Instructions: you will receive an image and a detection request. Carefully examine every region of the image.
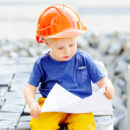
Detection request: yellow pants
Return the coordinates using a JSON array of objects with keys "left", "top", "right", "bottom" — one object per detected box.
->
[{"left": 29, "top": 97, "right": 96, "bottom": 130}]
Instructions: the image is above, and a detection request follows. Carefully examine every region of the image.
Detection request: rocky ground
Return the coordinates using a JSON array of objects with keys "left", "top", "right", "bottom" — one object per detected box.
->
[{"left": 0, "top": 31, "right": 130, "bottom": 130}]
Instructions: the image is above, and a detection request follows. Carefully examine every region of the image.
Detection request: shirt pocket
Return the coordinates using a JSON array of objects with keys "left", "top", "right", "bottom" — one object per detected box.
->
[{"left": 76, "top": 66, "right": 89, "bottom": 83}]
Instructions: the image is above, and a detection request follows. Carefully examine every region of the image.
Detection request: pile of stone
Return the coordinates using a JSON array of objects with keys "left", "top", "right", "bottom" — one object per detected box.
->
[{"left": 0, "top": 32, "right": 130, "bottom": 130}]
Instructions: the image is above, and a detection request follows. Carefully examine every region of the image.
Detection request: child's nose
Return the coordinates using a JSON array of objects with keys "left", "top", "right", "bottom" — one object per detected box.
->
[{"left": 64, "top": 48, "right": 70, "bottom": 56}]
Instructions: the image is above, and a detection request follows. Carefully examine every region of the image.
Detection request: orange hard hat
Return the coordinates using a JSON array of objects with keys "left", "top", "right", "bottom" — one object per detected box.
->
[{"left": 36, "top": 4, "right": 87, "bottom": 43}]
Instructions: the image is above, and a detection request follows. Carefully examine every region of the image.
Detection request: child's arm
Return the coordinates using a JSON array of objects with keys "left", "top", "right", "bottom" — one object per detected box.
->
[
  {"left": 96, "top": 77, "right": 115, "bottom": 100},
  {"left": 24, "top": 83, "right": 42, "bottom": 119}
]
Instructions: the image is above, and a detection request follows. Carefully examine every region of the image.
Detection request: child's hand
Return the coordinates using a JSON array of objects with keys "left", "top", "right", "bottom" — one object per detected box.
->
[
  {"left": 104, "top": 79, "right": 114, "bottom": 100},
  {"left": 30, "top": 102, "right": 42, "bottom": 119}
]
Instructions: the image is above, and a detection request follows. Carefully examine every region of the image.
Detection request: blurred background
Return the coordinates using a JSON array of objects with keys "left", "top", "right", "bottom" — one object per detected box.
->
[
  {"left": 0, "top": 0, "right": 130, "bottom": 39},
  {"left": 0, "top": 0, "right": 130, "bottom": 130}
]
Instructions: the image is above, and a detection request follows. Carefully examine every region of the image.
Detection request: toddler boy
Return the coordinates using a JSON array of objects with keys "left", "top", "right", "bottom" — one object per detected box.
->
[{"left": 24, "top": 4, "right": 114, "bottom": 130}]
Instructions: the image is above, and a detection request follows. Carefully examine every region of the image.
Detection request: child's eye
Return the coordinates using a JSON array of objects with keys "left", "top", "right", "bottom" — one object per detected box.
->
[
  {"left": 58, "top": 47, "right": 63, "bottom": 50},
  {"left": 69, "top": 44, "right": 73, "bottom": 47}
]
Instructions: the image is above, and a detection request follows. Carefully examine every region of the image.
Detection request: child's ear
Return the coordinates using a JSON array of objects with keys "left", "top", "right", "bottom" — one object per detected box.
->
[
  {"left": 44, "top": 42, "right": 50, "bottom": 48},
  {"left": 42, "top": 38, "right": 48, "bottom": 46}
]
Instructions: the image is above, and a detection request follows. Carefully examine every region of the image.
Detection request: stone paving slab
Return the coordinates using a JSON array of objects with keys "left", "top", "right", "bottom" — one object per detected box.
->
[
  {"left": 0, "top": 57, "right": 36, "bottom": 66},
  {"left": 0, "top": 64, "right": 33, "bottom": 73},
  {"left": 4, "top": 91, "right": 24, "bottom": 100},
  {"left": 17, "top": 114, "right": 31, "bottom": 130},
  {"left": 4, "top": 96, "right": 25, "bottom": 106},
  {"left": 0, "top": 98, "right": 5, "bottom": 109},
  {"left": 10, "top": 72, "right": 30, "bottom": 92},
  {"left": 16, "top": 122, "right": 30, "bottom": 130},
  {"left": 16, "top": 115, "right": 31, "bottom": 130},
  {"left": 10, "top": 83, "right": 26, "bottom": 92},
  {"left": 95, "top": 116, "right": 113, "bottom": 130},
  {"left": 19, "top": 116, "right": 31, "bottom": 122},
  {"left": 11, "top": 80, "right": 27, "bottom": 89},
  {"left": 0, "top": 111, "right": 21, "bottom": 120},
  {"left": 0, "top": 112, "right": 21, "bottom": 128},
  {"left": 0, "top": 73, "right": 14, "bottom": 86},
  {"left": 1, "top": 102, "right": 25, "bottom": 113},
  {"left": 0, "top": 121, "right": 16, "bottom": 130},
  {"left": 14, "top": 73, "right": 30, "bottom": 81},
  {"left": 0, "top": 87, "right": 8, "bottom": 98}
]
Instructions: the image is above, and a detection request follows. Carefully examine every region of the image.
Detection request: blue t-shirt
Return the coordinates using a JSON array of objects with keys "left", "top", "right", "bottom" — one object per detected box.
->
[{"left": 28, "top": 50, "right": 105, "bottom": 98}]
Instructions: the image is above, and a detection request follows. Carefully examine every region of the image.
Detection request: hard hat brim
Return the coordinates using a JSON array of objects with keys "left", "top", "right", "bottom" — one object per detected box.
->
[{"left": 45, "top": 29, "right": 86, "bottom": 39}]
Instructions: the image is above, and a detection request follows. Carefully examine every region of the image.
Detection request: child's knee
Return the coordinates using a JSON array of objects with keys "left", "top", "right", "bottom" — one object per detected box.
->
[
  {"left": 67, "top": 113, "right": 96, "bottom": 130},
  {"left": 68, "top": 121, "right": 96, "bottom": 130},
  {"left": 29, "top": 118, "right": 60, "bottom": 130},
  {"left": 29, "top": 112, "right": 67, "bottom": 130}
]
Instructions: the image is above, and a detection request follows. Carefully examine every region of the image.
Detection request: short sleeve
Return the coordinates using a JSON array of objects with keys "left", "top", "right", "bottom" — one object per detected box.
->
[
  {"left": 87, "top": 55, "right": 105, "bottom": 83},
  {"left": 28, "top": 61, "right": 42, "bottom": 87}
]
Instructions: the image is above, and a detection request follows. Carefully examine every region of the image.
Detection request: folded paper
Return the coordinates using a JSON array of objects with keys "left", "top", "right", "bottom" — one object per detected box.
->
[{"left": 41, "top": 83, "right": 112, "bottom": 114}]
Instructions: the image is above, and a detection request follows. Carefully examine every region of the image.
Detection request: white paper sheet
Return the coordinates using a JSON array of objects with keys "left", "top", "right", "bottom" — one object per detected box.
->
[{"left": 41, "top": 83, "right": 112, "bottom": 114}]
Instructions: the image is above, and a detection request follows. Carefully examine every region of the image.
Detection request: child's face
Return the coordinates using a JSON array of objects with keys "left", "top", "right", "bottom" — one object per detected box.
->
[{"left": 46, "top": 38, "right": 77, "bottom": 61}]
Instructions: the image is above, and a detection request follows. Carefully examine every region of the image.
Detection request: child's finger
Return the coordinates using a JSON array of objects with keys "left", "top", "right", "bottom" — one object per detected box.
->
[
  {"left": 104, "top": 91, "right": 108, "bottom": 96},
  {"left": 30, "top": 105, "right": 40, "bottom": 118},
  {"left": 103, "top": 86, "right": 108, "bottom": 94},
  {"left": 104, "top": 86, "right": 109, "bottom": 96},
  {"left": 32, "top": 114, "right": 39, "bottom": 119},
  {"left": 37, "top": 104, "right": 42, "bottom": 113},
  {"left": 31, "top": 111, "right": 39, "bottom": 119},
  {"left": 104, "top": 89, "right": 113, "bottom": 99}
]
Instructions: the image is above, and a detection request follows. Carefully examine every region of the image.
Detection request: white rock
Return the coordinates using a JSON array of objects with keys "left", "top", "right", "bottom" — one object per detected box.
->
[{"left": 123, "top": 41, "right": 130, "bottom": 51}]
